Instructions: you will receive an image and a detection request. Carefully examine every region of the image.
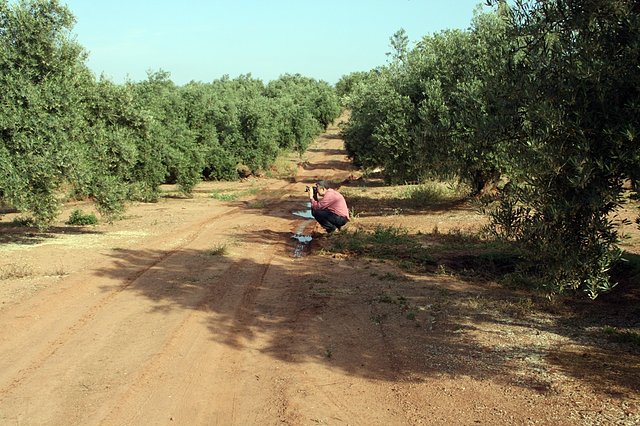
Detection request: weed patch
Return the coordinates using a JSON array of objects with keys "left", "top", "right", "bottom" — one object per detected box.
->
[
  {"left": 379, "top": 271, "right": 410, "bottom": 282},
  {"left": 324, "top": 224, "right": 522, "bottom": 281},
  {"left": 0, "top": 263, "right": 33, "bottom": 280},
  {"left": 211, "top": 187, "right": 261, "bottom": 202},
  {"left": 602, "top": 326, "right": 640, "bottom": 346},
  {"left": 11, "top": 216, "right": 36, "bottom": 227},
  {"left": 325, "top": 225, "right": 436, "bottom": 272},
  {"left": 305, "top": 276, "right": 329, "bottom": 285},
  {"left": 266, "top": 153, "right": 297, "bottom": 178},
  {"left": 66, "top": 209, "right": 98, "bottom": 226},
  {"left": 457, "top": 295, "right": 538, "bottom": 318},
  {"left": 377, "top": 293, "right": 395, "bottom": 304},
  {"left": 341, "top": 179, "right": 470, "bottom": 215},
  {"left": 211, "top": 191, "right": 240, "bottom": 202},
  {"left": 247, "top": 200, "right": 267, "bottom": 209},
  {"left": 400, "top": 181, "right": 469, "bottom": 207},
  {"left": 208, "top": 244, "right": 228, "bottom": 256}
]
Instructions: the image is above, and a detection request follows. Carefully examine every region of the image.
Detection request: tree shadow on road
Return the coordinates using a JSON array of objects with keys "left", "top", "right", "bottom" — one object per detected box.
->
[
  {"left": 91, "top": 240, "right": 640, "bottom": 400},
  {"left": 0, "top": 222, "right": 102, "bottom": 246}
]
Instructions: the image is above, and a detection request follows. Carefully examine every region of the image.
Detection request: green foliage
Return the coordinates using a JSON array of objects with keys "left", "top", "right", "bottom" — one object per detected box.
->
[
  {"left": 343, "top": 17, "right": 508, "bottom": 189},
  {"left": 483, "top": 0, "right": 640, "bottom": 298},
  {"left": 128, "top": 70, "right": 204, "bottom": 197},
  {"left": 386, "top": 28, "right": 409, "bottom": 63},
  {"left": 0, "top": 1, "right": 341, "bottom": 227},
  {"left": 78, "top": 77, "right": 143, "bottom": 216},
  {"left": 343, "top": 1, "right": 640, "bottom": 298},
  {"left": 180, "top": 74, "right": 339, "bottom": 178},
  {"left": 11, "top": 216, "right": 36, "bottom": 227},
  {"left": 179, "top": 81, "right": 236, "bottom": 180},
  {"left": 335, "top": 71, "right": 371, "bottom": 102},
  {"left": 266, "top": 74, "right": 340, "bottom": 153},
  {"left": 342, "top": 72, "right": 417, "bottom": 182},
  {"left": 0, "top": 0, "right": 92, "bottom": 229},
  {"left": 66, "top": 208, "right": 97, "bottom": 225}
]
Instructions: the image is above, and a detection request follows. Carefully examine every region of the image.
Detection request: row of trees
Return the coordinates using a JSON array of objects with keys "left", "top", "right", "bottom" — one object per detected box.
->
[
  {"left": 339, "top": 0, "right": 640, "bottom": 298},
  {"left": 0, "top": 0, "right": 340, "bottom": 227}
]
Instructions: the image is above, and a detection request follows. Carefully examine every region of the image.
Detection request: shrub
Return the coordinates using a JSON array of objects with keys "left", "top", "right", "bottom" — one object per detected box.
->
[{"left": 66, "top": 209, "right": 98, "bottom": 226}]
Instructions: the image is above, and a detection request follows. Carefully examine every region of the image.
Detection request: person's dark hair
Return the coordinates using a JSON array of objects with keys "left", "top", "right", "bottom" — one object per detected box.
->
[{"left": 316, "top": 180, "right": 330, "bottom": 189}]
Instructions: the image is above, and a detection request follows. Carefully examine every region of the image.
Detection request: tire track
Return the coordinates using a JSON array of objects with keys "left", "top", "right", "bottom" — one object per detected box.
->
[
  {"left": 0, "top": 119, "right": 370, "bottom": 425},
  {"left": 97, "top": 256, "right": 275, "bottom": 425},
  {"left": 0, "top": 206, "right": 241, "bottom": 400}
]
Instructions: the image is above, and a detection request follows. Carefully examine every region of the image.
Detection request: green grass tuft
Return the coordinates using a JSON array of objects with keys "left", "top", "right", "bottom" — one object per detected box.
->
[
  {"left": 11, "top": 216, "right": 36, "bottom": 227},
  {"left": 602, "top": 326, "right": 640, "bottom": 346},
  {"left": 66, "top": 209, "right": 98, "bottom": 226},
  {"left": 400, "top": 181, "right": 468, "bottom": 206},
  {"left": 211, "top": 191, "right": 240, "bottom": 201},
  {"left": 211, "top": 187, "right": 261, "bottom": 202},
  {"left": 208, "top": 244, "right": 228, "bottom": 256},
  {"left": 325, "top": 225, "right": 436, "bottom": 272}
]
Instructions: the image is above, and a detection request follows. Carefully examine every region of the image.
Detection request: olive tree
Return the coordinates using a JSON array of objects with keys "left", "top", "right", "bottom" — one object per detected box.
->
[
  {"left": 486, "top": 0, "right": 640, "bottom": 297},
  {"left": 0, "top": 0, "right": 92, "bottom": 227}
]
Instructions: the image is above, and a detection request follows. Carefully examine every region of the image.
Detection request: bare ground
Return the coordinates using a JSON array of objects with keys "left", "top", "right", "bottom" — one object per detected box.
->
[{"left": 0, "top": 118, "right": 638, "bottom": 425}]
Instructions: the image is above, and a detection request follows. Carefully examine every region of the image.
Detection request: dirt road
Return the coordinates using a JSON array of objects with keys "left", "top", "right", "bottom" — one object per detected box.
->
[{"left": 0, "top": 119, "right": 638, "bottom": 425}]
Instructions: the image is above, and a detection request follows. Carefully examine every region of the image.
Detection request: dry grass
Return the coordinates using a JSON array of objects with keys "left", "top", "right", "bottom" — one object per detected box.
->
[{"left": 0, "top": 263, "right": 34, "bottom": 280}]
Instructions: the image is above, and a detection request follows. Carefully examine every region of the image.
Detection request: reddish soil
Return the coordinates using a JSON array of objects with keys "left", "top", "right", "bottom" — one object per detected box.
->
[{"left": 0, "top": 117, "right": 638, "bottom": 425}]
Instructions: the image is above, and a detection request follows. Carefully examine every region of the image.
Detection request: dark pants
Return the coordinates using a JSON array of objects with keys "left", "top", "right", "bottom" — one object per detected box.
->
[{"left": 311, "top": 209, "right": 348, "bottom": 233}]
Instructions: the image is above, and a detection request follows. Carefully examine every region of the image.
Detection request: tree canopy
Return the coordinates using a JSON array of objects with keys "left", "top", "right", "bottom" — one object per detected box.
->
[
  {"left": 0, "top": 0, "right": 341, "bottom": 228},
  {"left": 338, "top": 0, "right": 640, "bottom": 298}
]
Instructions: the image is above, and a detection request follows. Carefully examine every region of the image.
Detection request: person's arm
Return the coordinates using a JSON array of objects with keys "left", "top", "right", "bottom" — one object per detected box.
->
[{"left": 309, "top": 188, "right": 319, "bottom": 209}]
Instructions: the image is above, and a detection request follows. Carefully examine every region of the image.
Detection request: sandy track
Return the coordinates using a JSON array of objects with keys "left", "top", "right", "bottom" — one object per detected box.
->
[{"left": 0, "top": 126, "right": 374, "bottom": 425}]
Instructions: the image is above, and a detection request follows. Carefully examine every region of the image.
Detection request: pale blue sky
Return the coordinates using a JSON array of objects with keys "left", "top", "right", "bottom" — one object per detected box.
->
[{"left": 61, "top": 0, "right": 489, "bottom": 86}]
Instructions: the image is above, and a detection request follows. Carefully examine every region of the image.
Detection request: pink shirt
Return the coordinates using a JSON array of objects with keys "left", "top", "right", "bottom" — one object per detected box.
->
[{"left": 311, "top": 189, "right": 349, "bottom": 219}]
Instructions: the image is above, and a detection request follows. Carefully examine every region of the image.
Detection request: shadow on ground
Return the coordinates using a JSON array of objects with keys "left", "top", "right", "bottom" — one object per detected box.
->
[
  {"left": 0, "top": 222, "right": 103, "bottom": 245},
  {"left": 91, "top": 240, "right": 640, "bottom": 399}
]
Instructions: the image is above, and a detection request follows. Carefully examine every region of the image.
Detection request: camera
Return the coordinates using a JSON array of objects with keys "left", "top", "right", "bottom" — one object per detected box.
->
[{"left": 305, "top": 185, "right": 318, "bottom": 200}]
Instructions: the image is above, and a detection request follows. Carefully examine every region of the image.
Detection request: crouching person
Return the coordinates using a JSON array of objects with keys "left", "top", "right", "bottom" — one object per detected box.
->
[{"left": 307, "top": 180, "right": 349, "bottom": 234}]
